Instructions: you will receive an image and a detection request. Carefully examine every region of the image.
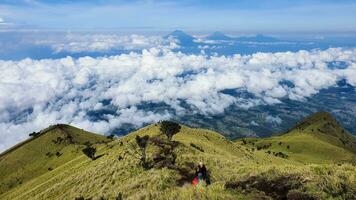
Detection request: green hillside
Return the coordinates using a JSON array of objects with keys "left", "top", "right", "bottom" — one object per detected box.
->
[
  {"left": 0, "top": 124, "right": 110, "bottom": 195},
  {"left": 0, "top": 113, "right": 355, "bottom": 200},
  {"left": 237, "top": 112, "right": 356, "bottom": 164}
]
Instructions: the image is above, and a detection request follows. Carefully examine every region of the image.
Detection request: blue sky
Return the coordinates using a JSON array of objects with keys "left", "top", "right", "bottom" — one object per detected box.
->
[{"left": 0, "top": 0, "right": 356, "bottom": 33}]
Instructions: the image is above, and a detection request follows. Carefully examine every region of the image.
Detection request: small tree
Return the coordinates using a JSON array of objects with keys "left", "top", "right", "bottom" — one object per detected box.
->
[
  {"left": 29, "top": 132, "right": 40, "bottom": 137},
  {"left": 82, "top": 146, "right": 97, "bottom": 160},
  {"left": 160, "top": 121, "right": 181, "bottom": 141},
  {"left": 135, "top": 135, "right": 150, "bottom": 168}
]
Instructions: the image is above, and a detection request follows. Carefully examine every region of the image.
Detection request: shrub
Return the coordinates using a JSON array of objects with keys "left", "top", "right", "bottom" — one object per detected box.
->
[
  {"left": 136, "top": 135, "right": 149, "bottom": 149},
  {"left": 118, "top": 155, "right": 123, "bottom": 161},
  {"left": 116, "top": 192, "right": 123, "bottom": 200},
  {"left": 66, "top": 135, "right": 74, "bottom": 144},
  {"left": 274, "top": 151, "right": 288, "bottom": 159},
  {"left": 225, "top": 174, "right": 305, "bottom": 199},
  {"left": 82, "top": 146, "right": 97, "bottom": 160},
  {"left": 256, "top": 143, "right": 271, "bottom": 150},
  {"left": 150, "top": 136, "right": 179, "bottom": 169},
  {"left": 190, "top": 143, "right": 204, "bottom": 152},
  {"left": 287, "top": 190, "right": 317, "bottom": 200},
  {"left": 106, "top": 134, "right": 115, "bottom": 140},
  {"left": 160, "top": 121, "right": 181, "bottom": 140},
  {"left": 29, "top": 132, "right": 40, "bottom": 137},
  {"left": 135, "top": 135, "right": 150, "bottom": 169},
  {"left": 45, "top": 152, "right": 53, "bottom": 157}
]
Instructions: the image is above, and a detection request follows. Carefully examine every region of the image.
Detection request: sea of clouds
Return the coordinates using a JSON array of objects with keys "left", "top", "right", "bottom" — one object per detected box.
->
[
  {"left": 48, "top": 33, "right": 179, "bottom": 53},
  {"left": 1, "top": 46, "right": 356, "bottom": 152}
]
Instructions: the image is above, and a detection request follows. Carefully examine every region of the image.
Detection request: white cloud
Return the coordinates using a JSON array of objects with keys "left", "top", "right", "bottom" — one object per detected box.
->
[
  {"left": 250, "top": 121, "right": 258, "bottom": 126},
  {"left": 35, "top": 33, "right": 179, "bottom": 53},
  {"left": 0, "top": 47, "right": 355, "bottom": 152},
  {"left": 265, "top": 115, "right": 282, "bottom": 125},
  {"left": 0, "top": 17, "right": 8, "bottom": 25}
]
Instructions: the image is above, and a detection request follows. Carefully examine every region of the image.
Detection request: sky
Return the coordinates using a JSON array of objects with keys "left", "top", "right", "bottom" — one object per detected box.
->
[{"left": 0, "top": 0, "right": 356, "bottom": 33}]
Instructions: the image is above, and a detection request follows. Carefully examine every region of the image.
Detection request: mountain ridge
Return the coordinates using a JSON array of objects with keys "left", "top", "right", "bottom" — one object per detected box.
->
[
  {"left": 0, "top": 112, "right": 355, "bottom": 199},
  {"left": 239, "top": 112, "right": 356, "bottom": 164},
  {"left": 0, "top": 124, "right": 107, "bottom": 158},
  {"left": 164, "top": 30, "right": 281, "bottom": 44},
  {"left": 205, "top": 31, "right": 233, "bottom": 41}
]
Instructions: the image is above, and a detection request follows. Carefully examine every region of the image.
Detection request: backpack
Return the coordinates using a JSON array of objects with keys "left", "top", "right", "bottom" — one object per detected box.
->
[{"left": 192, "top": 177, "right": 199, "bottom": 186}]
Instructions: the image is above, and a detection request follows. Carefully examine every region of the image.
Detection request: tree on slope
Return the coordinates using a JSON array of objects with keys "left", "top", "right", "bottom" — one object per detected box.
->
[{"left": 160, "top": 121, "right": 181, "bottom": 141}]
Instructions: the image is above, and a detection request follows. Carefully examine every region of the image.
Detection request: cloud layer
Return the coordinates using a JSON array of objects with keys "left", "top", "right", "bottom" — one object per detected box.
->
[
  {"left": 0, "top": 47, "right": 356, "bottom": 152},
  {"left": 48, "top": 33, "right": 179, "bottom": 53}
]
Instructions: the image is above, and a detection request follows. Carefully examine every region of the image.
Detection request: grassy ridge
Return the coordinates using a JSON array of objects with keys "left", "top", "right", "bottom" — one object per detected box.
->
[
  {"left": 0, "top": 112, "right": 355, "bottom": 199},
  {"left": 0, "top": 124, "right": 109, "bottom": 195},
  {"left": 237, "top": 112, "right": 356, "bottom": 164}
]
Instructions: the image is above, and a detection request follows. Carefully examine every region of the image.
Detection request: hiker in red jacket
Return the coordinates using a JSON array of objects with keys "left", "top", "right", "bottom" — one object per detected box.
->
[{"left": 193, "top": 162, "right": 210, "bottom": 185}]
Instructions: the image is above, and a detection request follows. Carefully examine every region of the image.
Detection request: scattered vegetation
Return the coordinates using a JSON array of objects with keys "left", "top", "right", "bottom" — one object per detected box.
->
[
  {"left": 225, "top": 174, "right": 311, "bottom": 200},
  {"left": 274, "top": 151, "right": 288, "bottom": 159},
  {"left": 0, "top": 112, "right": 355, "bottom": 200},
  {"left": 150, "top": 136, "right": 178, "bottom": 169}
]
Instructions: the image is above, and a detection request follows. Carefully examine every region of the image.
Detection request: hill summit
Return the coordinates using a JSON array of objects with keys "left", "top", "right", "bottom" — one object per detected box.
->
[
  {"left": 0, "top": 124, "right": 109, "bottom": 196},
  {"left": 239, "top": 112, "right": 356, "bottom": 164},
  {"left": 0, "top": 112, "right": 355, "bottom": 200},
  {"left": 285, "top": 112, "right": 356, "bottom": 153}
]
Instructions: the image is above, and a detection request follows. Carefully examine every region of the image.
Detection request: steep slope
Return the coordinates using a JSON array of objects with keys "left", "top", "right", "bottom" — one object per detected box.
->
[
  {"left": 0, "top": 124, "right": 109, "bottom": 195},
  {"left": 0, "top": 124, "right": 295, "bottom": 200},
  {"left": 1, "top": 117, "right": 355, "bottom": 200},
  {"left": 238, "top": 112, "right": 356, "bottom": 164}
]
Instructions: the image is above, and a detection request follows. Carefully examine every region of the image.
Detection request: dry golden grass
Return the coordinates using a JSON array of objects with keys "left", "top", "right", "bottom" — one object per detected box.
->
[{"left": 0, "top": 121, "right": 355, "bottom": 200}]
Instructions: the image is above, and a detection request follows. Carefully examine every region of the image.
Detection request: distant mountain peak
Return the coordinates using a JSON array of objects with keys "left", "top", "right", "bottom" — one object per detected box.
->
[
  {"left": 165, "top": 30, "right": 195, "bottom": 45},
  {"left": 236, "top": 34, "right": 279, "bottom": 42},
  {"left": 206, "top": 31, "right": 232, "bottom": 40},
  {"left": 166, "top": 30, "right": 193, "bottom": 38}
]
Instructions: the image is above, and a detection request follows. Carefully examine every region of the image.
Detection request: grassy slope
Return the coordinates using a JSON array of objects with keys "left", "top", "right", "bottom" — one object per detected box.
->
[
  {"left": 0, "top": 124, "right": 109, "bottom": 195},
  {"left": 0, "top": 113, "right": 355, "bottom": 200},
  {"left": 237, "top": 112, "right": 356, "bottom": 164}
]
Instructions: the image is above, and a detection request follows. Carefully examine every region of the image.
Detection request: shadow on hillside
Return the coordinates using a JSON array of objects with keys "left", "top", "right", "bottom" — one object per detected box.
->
[
  {"left": 225, "top": 175, "right": 317, "bottom": 200},
  {"left": 148, "top": 136, "right": 210, "bottom": 186}
]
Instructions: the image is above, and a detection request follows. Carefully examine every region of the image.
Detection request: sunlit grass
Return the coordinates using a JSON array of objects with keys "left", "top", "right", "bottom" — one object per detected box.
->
[{"left": 0, "top": 118, "right": 355, "bottom": 200}]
